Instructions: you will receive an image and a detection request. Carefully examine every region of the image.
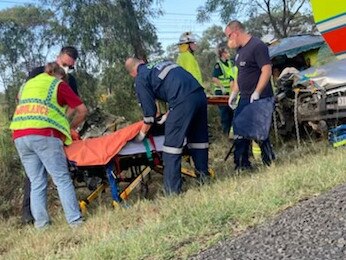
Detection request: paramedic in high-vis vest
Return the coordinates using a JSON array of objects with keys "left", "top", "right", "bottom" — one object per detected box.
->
[
  {"left": 10, "top": 62, "right": 87, "bottom": 229},
  {"left": 125, "top": 57, "right": 209, "bottom": 195},
  {"left": 212, "top": 46, "right": 238, "bottom": 135},
  {"left": 176, "top": 32, "right": 203, "bottom": 85}
]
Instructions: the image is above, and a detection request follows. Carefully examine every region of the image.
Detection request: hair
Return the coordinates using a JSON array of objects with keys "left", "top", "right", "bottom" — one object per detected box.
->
[
  {"left": 59, "top": 46, "right": 79, "bottom": 60},
  {"left": 44, "top": 62, "right": 67, "bottom": 81},
  {"left": 226, "top": 20, "right": 246, "bottom": 32},
  {"left": 125, "top": 57, "right": 141, "bottom": 74},
  {"left": 217, "top": 45, "right": 228, "bottom": 58}
]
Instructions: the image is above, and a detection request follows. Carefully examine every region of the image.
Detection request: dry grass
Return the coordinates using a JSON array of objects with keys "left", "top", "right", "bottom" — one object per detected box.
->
[{"left": 1, "top": 134, "right": 346, "bottom": 259}]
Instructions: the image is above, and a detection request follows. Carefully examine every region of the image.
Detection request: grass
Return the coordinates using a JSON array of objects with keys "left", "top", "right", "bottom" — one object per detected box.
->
[{"left": 1, "top": 137, "right": 346, "bottom": 259}]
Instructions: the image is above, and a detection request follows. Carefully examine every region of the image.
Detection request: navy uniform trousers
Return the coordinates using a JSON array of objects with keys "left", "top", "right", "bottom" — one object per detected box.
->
[{"left": 162, "top": 89, "right": 209, "bottom": 194}]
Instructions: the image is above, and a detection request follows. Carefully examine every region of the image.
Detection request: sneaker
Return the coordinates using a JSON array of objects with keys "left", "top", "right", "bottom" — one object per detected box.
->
[{"left": 69, "top": 217, "right": 85, "bottom": 228}]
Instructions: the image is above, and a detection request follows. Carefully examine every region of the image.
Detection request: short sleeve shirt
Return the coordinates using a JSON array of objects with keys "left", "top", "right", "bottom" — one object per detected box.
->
[{"left": 235, "top": 37, "right": 273, "bottom": 98}]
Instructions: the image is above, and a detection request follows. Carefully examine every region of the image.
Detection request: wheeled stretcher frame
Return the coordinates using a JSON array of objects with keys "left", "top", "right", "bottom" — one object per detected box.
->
[{"left": 69, "top": 136, "right": 208, "bottom": 213}]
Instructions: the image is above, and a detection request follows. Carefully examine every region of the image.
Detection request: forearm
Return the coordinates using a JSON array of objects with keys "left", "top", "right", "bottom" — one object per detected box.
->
[
  {"left": 70, "top": 113, "right": 86, "bottom": 130},
  {"left": 70, "top": 104, "right": 88, "bottom": 130},
  {"left": 212, "top": 77, "right": 223, "bottom": 87},
  {"left": 140, "top": 123, "right": 152, "bottom": 134},
  {"left": 255, "top": 65, "right": 272, "bottom": 94},
  {"left": 232, "top": 79, "right": 239, "bottom": 94}
]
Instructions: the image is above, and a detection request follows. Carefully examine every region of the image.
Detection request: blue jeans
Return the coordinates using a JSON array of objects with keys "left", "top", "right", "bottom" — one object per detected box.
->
[{"left": 14, "top": 135, "right": 81, "bottom": 228}]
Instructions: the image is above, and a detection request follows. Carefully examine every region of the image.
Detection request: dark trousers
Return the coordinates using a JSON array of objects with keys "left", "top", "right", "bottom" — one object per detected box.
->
[
  {"left": 233, "top": 97, "right": 275, "bottom": 168},
  {"left": 163, "top": 90, "right": 209, "bottom": 194},
  {"left": 215, "top": 90, "right": 233, "bottom": 134},
  {"left": 22, "top": 176, "right": 33, "bottom": 223}
]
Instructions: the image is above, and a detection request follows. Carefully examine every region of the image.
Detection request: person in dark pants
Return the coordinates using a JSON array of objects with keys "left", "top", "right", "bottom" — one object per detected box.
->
[
  {"left": 125, "top": 57, "right": 209, "bottom": 195},
  {"left": 211, "top": 46, "right": 237, "bottom": 135},
  {"left": 225, "top": 20, "right": 275, "bottom": 170},
  {"left": 22, "top": 46, "right": 80, "bottom": 224}
]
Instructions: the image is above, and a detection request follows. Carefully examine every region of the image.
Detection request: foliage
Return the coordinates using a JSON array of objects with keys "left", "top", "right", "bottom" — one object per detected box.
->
[
  {"left": 197, "top": 0, "right": 316, "bottom": 38},
  {"left": 0, "top": 5, "right": 60, "bottom": 85},
  {"left": 0, "top": 115, "right": 23, "bottom": 218},
  {"left": 195, "top": 25, "right": 228, "bottom": 88}
]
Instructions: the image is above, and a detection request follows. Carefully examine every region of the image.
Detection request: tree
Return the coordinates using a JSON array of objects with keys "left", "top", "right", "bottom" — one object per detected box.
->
[
  {"left": 43, "top": 0, "right": 162, "bottom": 115},
  {"left": 0, "top": 5, "right": 60, "bottom": 116},
  {"left": 197, "top": 0, "right": 315, "bottom": 38},
  {"left": 195, "top": 25, "right": 226, "bottom": 87},
  {"left": 0, "top": 5, "right": 60, "bottom": 86}
]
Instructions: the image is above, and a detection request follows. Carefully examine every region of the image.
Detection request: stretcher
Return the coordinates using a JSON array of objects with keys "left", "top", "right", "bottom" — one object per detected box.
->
[
  {"left": 65, "top": 121, "right": 213, "bottom": 213},
  {"left": 207, "top": 95, "right": 229, "bottom": 105}
]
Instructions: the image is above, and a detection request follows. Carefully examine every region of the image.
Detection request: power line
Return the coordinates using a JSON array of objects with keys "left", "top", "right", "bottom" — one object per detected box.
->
[{"left": 0, "top": 0, "right": 37, "bottom": 4}]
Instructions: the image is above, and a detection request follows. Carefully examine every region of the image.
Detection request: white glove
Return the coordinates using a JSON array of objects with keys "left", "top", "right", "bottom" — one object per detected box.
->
[
  {"left": 134, "top": 131, "right": 146, "bottom": 142},
  {"left": 157, "top": 113, "right": 168, "bottom": 125},
  {"left": 228, "top": 91, "right": 238, "bottom": 110},
  {"left": 250, "top": 91, "right": 260, "bottom": 103}
]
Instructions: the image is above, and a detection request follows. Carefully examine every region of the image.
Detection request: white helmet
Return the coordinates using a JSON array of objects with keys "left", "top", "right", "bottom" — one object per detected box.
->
[{"left": 178, "top": 32, "right": 197, "bottom": 45}]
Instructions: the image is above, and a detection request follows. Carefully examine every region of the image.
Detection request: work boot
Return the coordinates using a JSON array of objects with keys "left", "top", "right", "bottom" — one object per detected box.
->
[{"left": 195, "top": 170, "right": 211, "bottom": 185}]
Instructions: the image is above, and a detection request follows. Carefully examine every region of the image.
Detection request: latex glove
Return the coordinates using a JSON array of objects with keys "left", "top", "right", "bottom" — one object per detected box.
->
[
  {"left": 70, "top": 129, "right": 80, "bottom": 141},
  {"left": 157, "top": 113, "right": 168, "bottom": 125},
  {"left": 228, "top": 91, "right": 238, "bottom": 110},
  {"left": 250, "top": 91, "right": 260, "bottom": 103},
  {"left": 134, "top": 131, "right": 146, "bottom": 142}
]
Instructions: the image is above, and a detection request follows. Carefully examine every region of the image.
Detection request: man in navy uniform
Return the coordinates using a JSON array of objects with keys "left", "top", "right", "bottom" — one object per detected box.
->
[{"left": 125, "top": 57, "right": 209, "bottom": 194}]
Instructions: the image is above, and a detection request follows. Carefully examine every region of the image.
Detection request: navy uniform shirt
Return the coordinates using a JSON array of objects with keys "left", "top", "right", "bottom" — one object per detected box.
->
[
  {"left": 235, "top": 37, "right": 273, "bottom": 98},
  {"left": 135, "top": 61, "right": 203, "bottom": 123}
]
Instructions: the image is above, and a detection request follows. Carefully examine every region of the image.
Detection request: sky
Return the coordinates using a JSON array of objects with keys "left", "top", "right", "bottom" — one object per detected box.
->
[
  {"left": 0, "top": 0, "right": 223, "bottom": 92},
  {"left": 152, "top": 0, "right": 224, "bottom": 50},
  {"left": 0, "top": 0, "right": 224, "bottom": 51}
]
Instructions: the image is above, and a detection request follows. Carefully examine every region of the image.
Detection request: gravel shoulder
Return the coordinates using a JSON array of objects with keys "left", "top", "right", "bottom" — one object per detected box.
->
[{"left": 194, "top": 183, "right": 346, "bottom": 260}]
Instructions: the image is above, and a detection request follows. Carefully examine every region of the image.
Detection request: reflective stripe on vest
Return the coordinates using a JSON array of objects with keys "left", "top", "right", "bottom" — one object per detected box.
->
[
  {"left": 213, "top": 60, "right": 237, "bottom": 92},
  {"left": 10, "top": 73, "right": 72, "bottom": 145}
]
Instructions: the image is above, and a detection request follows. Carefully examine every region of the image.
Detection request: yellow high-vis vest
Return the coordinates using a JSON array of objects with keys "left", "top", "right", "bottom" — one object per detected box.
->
[
  {"left": 10, "top": 73, "right": 72, "bottom": 145},
  {"left": 176, "top": 51, "right": 203, "bottom": 85},
  {"left": 213, "top": 60, "right": 238, "bottom": 93}
]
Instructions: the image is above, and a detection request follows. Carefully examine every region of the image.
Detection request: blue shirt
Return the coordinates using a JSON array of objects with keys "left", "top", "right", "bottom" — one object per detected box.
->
[
  {"left": 135, "top": 61, "right": 203, "bottom": 123},
  {"left": 235, "top": 37, "right": 273, "bottom": 98}
]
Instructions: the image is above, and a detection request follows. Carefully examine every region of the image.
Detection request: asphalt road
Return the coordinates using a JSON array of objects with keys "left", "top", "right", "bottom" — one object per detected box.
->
[{"left": 193, "top": 184, "right": 346, "bottom": 260}]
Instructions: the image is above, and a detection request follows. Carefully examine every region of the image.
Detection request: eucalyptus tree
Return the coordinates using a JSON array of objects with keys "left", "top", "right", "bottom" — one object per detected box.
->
[
  {"left": 0, "top": 5, "right": 60, "bottom": 87},
  {"left": 0, "top": 5, "right": 60, "bottom": 115},
  {"left": 197, "top": 0, "right": 315, "bottom": 38},
  {"left": 43, "top": 0, "right": 162, "bottom": 118}
]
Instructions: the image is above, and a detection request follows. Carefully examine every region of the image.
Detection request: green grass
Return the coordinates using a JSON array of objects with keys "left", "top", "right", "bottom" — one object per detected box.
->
[{"left": 1, "top": 139, "right": 346, "bottom": 259}]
